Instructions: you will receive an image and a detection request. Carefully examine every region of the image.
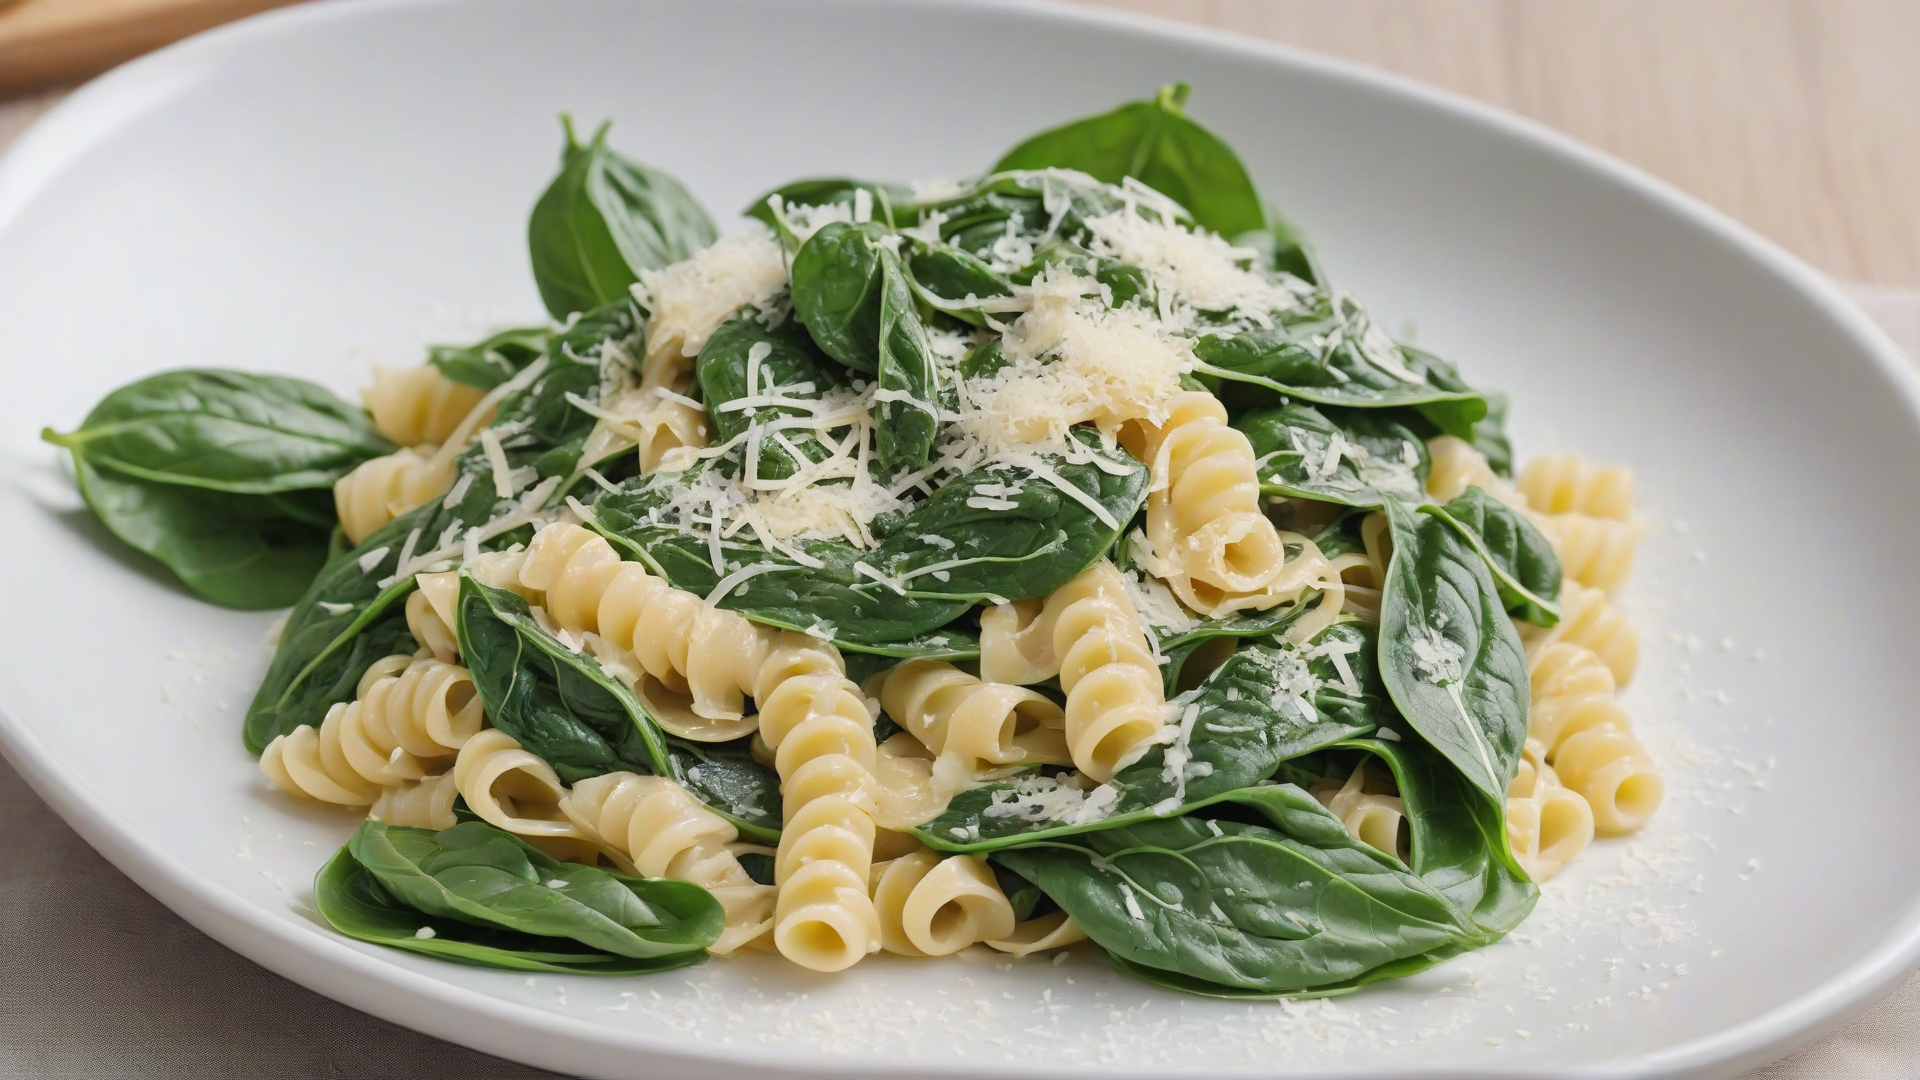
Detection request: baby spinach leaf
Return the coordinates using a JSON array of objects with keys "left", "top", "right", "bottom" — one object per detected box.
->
[
  {"left": 1236, "top": 403, "right": 1429, "bottom": 508},
  {"left": 742, "top": 178, "right": 916, "bottom": 236},
  {"left": 315, "top": 844, "right": 706, "bottom": 974},
  {"left": 991, "top": 83, "right": 1264, "bottom": 238},
  {"left": 44, "top": 370, "right": 393, "bottom": 494},
  {"left": 1426, "top": 489, "right": 1561, "bottom": 627},
  {"left": 989, "top": 785, "right": 1482, "bottom": 993},
  {"left": 528, "top": 117, "right": 716, "bottom": 320},
  {"left": 1376, "top": 501, "right": 1529, "bottom": 804},
  {"left": 904, "top": 239, "right": 1015, "bottom": 327},
  {"left": 455, "top": 576, "right": 781, "bottom": 840},
  {"left": 1106, "top": 947, "right": 1464, "bottom": 1000},
  {"left": 69, "top": 457, "right": 333, "bottom": 610},
  {"left": 1470, "top": 391, "right": 1513, "bottom": 477},
  {"left": 1232, "top": 205, "right": 1323, "bottom": 287},
  {"left": 1193, "top": 294, "right": 1485, "bottom": 429},
  {"left": 695, "top": 312, "right": 844, "bottom": 481},
  {"left": 347, "top": 820, "right": 722, "bottom": 959},
  {"left": 870, "top": 434, "right": 1149, "bottom": 602},
  {"left": 1335, "top": 736, "right": 1535, "bottom": 935},
  {"left": 428, "top": 327, "right": 550, "bottom": 390},
  {"left": 915, "top": 623, "right": 1384, "bottom": 851}
]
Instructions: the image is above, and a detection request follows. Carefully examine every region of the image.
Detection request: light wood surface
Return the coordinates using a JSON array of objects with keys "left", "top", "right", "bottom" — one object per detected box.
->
[
  {"left": 0, "top": 0, "right": 301, "bottom": 96},
  {"left": 3, "top": 0, "right": 1919, "bottom": 287}
]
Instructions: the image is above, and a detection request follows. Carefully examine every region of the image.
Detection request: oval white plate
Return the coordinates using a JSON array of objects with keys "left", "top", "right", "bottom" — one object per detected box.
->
[{"left": 2, "top": 1, "right": 1916, "bottom": 1077}]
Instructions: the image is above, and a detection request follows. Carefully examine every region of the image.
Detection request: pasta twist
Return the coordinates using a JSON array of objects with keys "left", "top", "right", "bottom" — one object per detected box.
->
[
  {"left": 1505, "top": 739, "right": 1595, "bottom": 882},
  {"left": 452, "top": 728, "right": 591, "bottom": 843},
  {"left": 362, "top": 364, "right": 492, "bottom": 447},
  {"left": 1535, "top": 512, "right": 1641, "bottom": 596},
  {"left": 877, "top": 660, "right": 1071, "bottom": 793},
  {"left": 260, "top": 654, "right": 484, "bottom": 806},
  {"left": 1521, "top": 581, "right": 1640, "bottom": 687},
  {"left": 757, "top": 671, "right": 886, "bottom": 971},
  {"left": 1517, "top": 454, "right": 1634, "bottom": 520},
  {"left": 868, "top": 848, "right": 1017, "bottom": 957},
  {"left": 333, "top": 447, "right": 458, "bottom": 545},
  {"left": 980, "top": 562, "right": 1167, "bottom": 782},
  {"left": 1119, "top": 392, "right": 1327, "bottom": 615},
  {"left": 1310, "top": 761, "right": 1408, "bottom": 863},
  {"left": 1424, "top": 436, "right": 1524, "bottom": 507},
  {"left": 577, "top": 385, "right": 712, "bottom": 475},
  {"left": 560, "top": 772, "right": 777, "bottom": 955},
  {"left": 371, "top": 770, "right": 460, "bottom": 831},
  {"left": 1525, "top": 642, "right": 1662, "bottom": 835}
]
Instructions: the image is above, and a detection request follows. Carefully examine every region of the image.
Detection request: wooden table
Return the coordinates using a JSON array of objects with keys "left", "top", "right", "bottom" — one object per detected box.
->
[{"left": 4, "top": 0, "right": 1918, "bottom": 287}]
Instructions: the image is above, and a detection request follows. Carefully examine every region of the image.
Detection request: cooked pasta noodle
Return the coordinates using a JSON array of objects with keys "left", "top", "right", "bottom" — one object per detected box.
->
[
  {"left": 452, "top": 728, "right": 590, "bottom": 843},
  {"left": 1505, "top": 739, "right": 1595, "bottom": 881},
  {"left": 876, "top": 660, "right": 1071, "bottom": 797},
  {"left": 370, "top": 770, "right": 460, "bottom": 831},
  {"left": 1535, "top": 512, "right": 1641, "bottom": 596},
  {"left": 577, "top": 385, "right": 712, "bottom": 475},
  {"left": 1310, "top": 761, "right": 1408, "bottom": 863},
  {"left": 1118, "top": 392, "right": 1329, "bottom": 615},
  {"left": 560, "top": 772, "right": 777, "bottom": 954},
  {"left": 1517, "top": 454, "right": 1634, "bottom": 520},
  {"left": 1425, "top": 435, "right": 1523, "bottom": 507},
  {"left": 1525, "top": 641, "right": 1662, "bottom": 835},
  {"left": 868, "top": 848, "right": 1017, "bottom": 957},
  {"left": 980, "top": 562, "right": 1166, "bottom": 782},
  {"left": 260, "top": 654, "right": 483, "bottom": 805},
  {"left": 1522, "top": 581, "right": 1640, "bottom": 687},
  {"left": 333, "top": 447, "right": 458, "bottom": 545},
  {"left": 362, "top": 364, "right": 492, "bottom": 447},
  {"left": 986, "top": 911, "right": 1089, "bottom": 957}
]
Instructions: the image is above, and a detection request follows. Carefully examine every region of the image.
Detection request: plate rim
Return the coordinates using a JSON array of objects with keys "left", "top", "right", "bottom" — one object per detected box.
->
[{"left": 2, "top": 0, "right": 1917, "bottom": 1076}]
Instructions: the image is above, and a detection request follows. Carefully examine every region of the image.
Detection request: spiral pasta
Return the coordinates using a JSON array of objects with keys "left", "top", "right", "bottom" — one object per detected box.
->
[
  {"left": 1505, "top": 739, "right": 1595, "bottom": 882},
  {"left": 1536, "top": 513, "right": 1640, "bottom": 596},
  {"left": 1525, "top": 641, "right": 1663, "bottom": 835},
  {"left": 560, "top": 772, "right": 777, "bottom": 955},
  {"left": 1310, "top": 761, "right": 1408, "bottom": 863},
  {"left": 362, "top": 364, "right": 493, "bottom": 448},
  {"left": 876, "top": 660, "right": 1071, "bottom": 800},
  {"left": 452, "top": 728, "right": 591, "bottom": 844},
  {"left": 1117, "top": 391, "right": 1329, "bottom": 616},
  {"left": 333, "top": 447, "right": 458, "bottom": 545},
  {"left": 868, "top": 848, "right": 1017, "bottom": 957},
  {"left": 1521, "top": 581, "right": 1639, "bottom": 687},
  {"left": 260, "top": 654, "right": 484, "bottom": 806},
  {"left": 1517, "top": 454, "right": 1634, "bottom": 520},
  {"left": 577, "top": 385, "right": 712, "bottom": 475},
  {"left": 979, "top": 561, "right": 1166, "bottom": 782},
  {"left": 1425, "top": 435, "right": 1523, "bottom": 507},
  {"left": 371, "top": 770, "right": 460, "bottom": 831}
]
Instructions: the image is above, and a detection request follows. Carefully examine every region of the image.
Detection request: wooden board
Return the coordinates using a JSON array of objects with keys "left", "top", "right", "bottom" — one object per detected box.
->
[{"left": 0, "top": 0, "right": 305, "bottom": 96}]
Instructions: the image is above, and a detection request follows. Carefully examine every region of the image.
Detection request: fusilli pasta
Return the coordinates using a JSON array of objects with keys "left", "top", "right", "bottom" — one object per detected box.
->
[
  {"left": 333, "top": 446, "right": 458, "bottom": 545},
  {"left": 260, "top": 654, "right": 483, "bottom": 806},
  {"left": 876, "top": 660, "right": 1070, "bottom": 798},
  {"left": 868, "top": 848, "right": 1017, "bottom": 957},
  {"left": 1430, "top": 437, "right": 1643, "bottom": 596},
  {"left": 560, "top": 771, "right": 777, "bottom": 955},
  {"left": 1517, "top": 454, "right": 1634, "bottom": 520},
  {"left": 1526, "top": 642, "right": 1663, "bottom": 835},
  {"left": 1521, "top": 581, "right": 1640, "bottom": 687},
  {"left": 370, "top": 770, "right": 460, "bottom": 831},
  {"left": 362, "top": 364, "right": 491, "bottom": 447},
  {"left": 1505, "top": 739, "right": 1595, "bottom": 882},
  {"left": 1310, "top": 761, "right": 1408, "bottom": 862},
  {"left": 980, "top": 561, "right": 1167, "bottom": 782},
  {"left": 577, "top": 385, "right": 712, "bottom": 475},
  {"left": 452, "top": 728, "right": 591, "bottom": 844}
]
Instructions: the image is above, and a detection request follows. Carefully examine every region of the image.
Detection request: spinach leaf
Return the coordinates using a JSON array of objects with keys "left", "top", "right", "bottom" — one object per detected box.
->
[
  {"left": 68, "top": 457, "right": 333, "bottom": 609},
  {"left": 528, "top": 117, "right": 716, "bottom": 320},
  {"left": 989, "top": 784, "right": 1482, "bottom": 993},
  {"left": 1376, "top": 501, "right": 1529, "bottom": 804},
  {"left": 428, "top": 327, "right": 549, "bottom": 390},
  {"left": 904, "top": 238, "right": 1016, "bottom": 327},
  {"left": 44, "top": 370, "right": 392, "bottom": 494},
  {"left": 742, "top": 178, "right": 916, "bottom": 236},
  {"left": 870, "top": 434, "right": 1149, "bottom": 602},
  {"left": 315, "top": 844, "right": 706, "bottom": 974},
  {"left": 991, "top": 83, "right": 1264, "bottom": 238},
  {"left": 1233, "top": 205, "right": 1323, "bottom": 287},
  {"left": 347, "top": 820, "right": 721, "bottom": 959},
  {"left": 788, "top": 221, "right": 938, "bottom": 469},
  {"left": 1336, "top": 736, "right": 1535, "bottom": 935},
  {"left": 1194, "top": 294, "right": 1485, "bottom": 430},
  {"left": 915, "top": 623, "right": 1384, "bottom": 851},
  {"left": 455, "top": 576, "right": 781, "bottom": 841},
  {"left": 1470, "top": 391, "right": 1513, "bottom": 477},
  {"left": 694, "top": 312, "right": 843, "bottom": 481},
  {"left": 1426, "top": 489, "right": 1561, "bottom": 627},
  {"left": 1235, "top": 402, "right": 1428, "bottom": 507}
]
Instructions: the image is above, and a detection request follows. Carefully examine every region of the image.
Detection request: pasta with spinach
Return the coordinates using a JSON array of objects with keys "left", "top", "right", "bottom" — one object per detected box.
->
[{"left": 51, "top": 85, "right": 1674, "bottom": 996}]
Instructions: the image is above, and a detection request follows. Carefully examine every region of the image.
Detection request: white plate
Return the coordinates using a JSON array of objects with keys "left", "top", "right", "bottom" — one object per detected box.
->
[{"left": 1, "top": 1, "right": 1915, "bottom": 1076}]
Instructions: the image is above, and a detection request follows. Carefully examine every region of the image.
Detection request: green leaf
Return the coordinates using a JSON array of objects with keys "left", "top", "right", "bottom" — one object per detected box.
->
[
  {"left": 315, "top": 844, "right": 706, "bottom": 974},
  {"left": 1425, "top": 489, "right": 1561, "bottom": 627},
  {"left": 742, "top": 178, "right": 916, "bottom": 236},
  {"left": 68, "top": 457, "right": 332, "bottom": 609},
  {"left": 914, "top": 623, "right": 1384, "bottom": 851},
  {"left": 1235, "top": 402, "right": 1429, "bottom": 507},
  {"left": 991, "top": 83, "right": 1264, "bottom": 238},
  {"left": 989, "top": 784, "right": 1483, "bottom": 994},
  {"left": 1470, "top": 391, "right": 1514, "bottom": 477},
  {"left": 455, "top": 575, "right": 781, "bottom": 841},
  {"left": 870, "top": 433, "right": 1149, "bottom": 602},
  {"left": 44, "top": 370, "right": 393, "bottom": 494},
  {"left": 528, "top": 118, "right": 716, "bottom": 320},
  {"left": 1194, "top": 294, "right": 1486, "bottom": 426},
  {"left": 694, "top": 312, "right": 845, "bottom": 481},
  {"left": 1232, "top": 205, "right": 1323, "bottom": 287},
  {"left": 904, "top": 238, "right": 1016, "bottom": 327},
  {"left": 428, "top": 327, "right": 550, "bottom": 390},
  {"left": 1376, "top": 502, "right": 1529, "bottom": 804},
  {"left": 346, "top": 820, "right": 722, "bottom": 959}
]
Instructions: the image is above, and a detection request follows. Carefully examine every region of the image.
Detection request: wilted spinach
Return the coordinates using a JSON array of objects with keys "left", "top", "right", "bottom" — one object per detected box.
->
[
  {"left": 1235, "top": 402, "right": 1429, "bottom": 508},
  {"left": 1427, "top": 488, "right": 1561, "bottom": 626},
  {"left": 428, "top": 326, "right": 549, "bottom": 390}
]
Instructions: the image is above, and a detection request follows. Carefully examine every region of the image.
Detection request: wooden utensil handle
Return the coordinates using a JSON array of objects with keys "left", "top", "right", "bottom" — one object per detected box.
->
[{"left": 0, "top": 0, "right": 305, "bottom": 96}]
